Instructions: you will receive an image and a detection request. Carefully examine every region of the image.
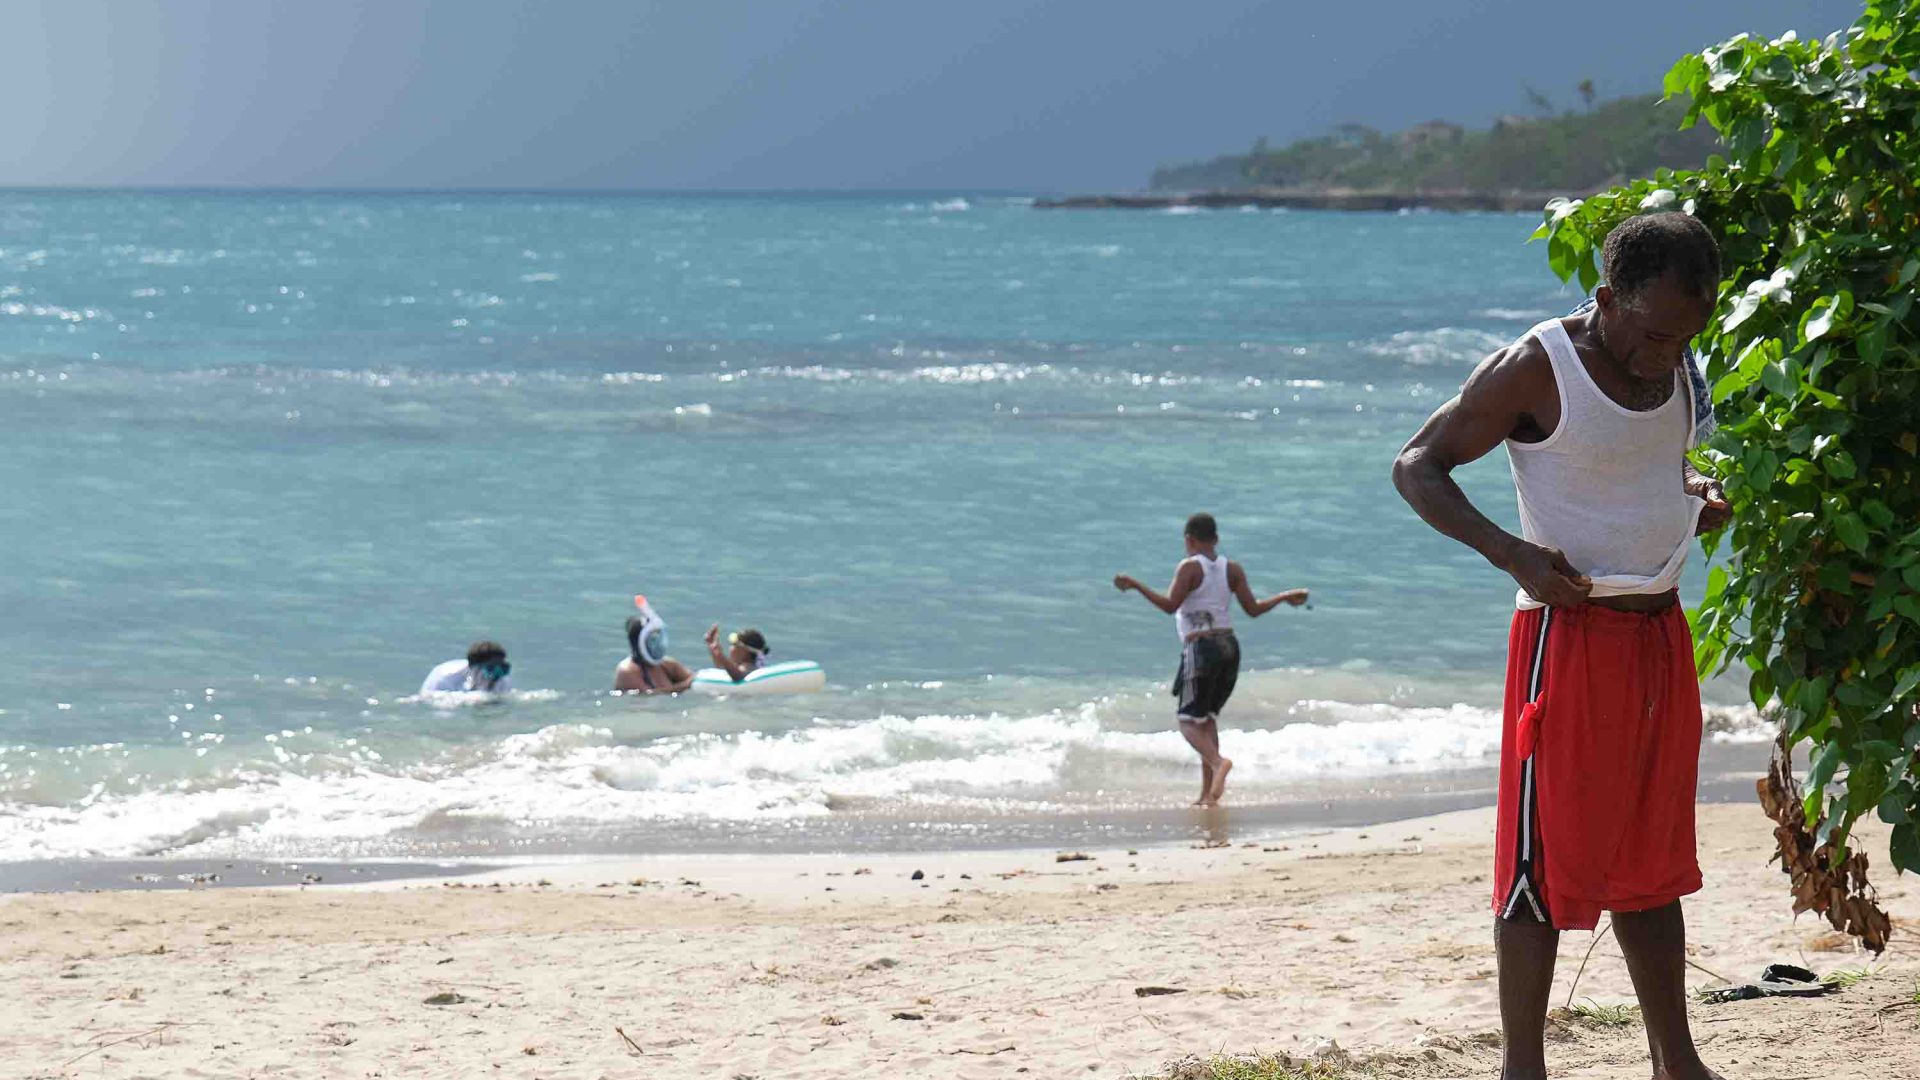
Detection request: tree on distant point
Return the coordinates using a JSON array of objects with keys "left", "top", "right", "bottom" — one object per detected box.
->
[
  {"left": 1524, "top": 84, "right": 1555, "bottom": 117},
  {"left": 1578, "top": 78, "right": 1597, "bottom": 110}
]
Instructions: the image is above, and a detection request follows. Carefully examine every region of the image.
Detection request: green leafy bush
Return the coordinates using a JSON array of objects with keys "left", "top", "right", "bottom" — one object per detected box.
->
[{"left": 1536, "top": 2, "right": 1920, "bottom": 893}]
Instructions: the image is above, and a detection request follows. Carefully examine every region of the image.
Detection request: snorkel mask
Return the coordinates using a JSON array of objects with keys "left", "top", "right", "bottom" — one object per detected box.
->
[
  {"left": 474, "top": 660, "right": 511, "bottom": 688},
  {"left": 630, "top": 595, "right": 669, "bottom": 665}
]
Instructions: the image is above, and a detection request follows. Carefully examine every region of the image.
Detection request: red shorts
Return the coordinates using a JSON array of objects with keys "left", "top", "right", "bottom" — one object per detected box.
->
[{"left": 1493, "top": 602, "right": 1703, "bottom": 930}]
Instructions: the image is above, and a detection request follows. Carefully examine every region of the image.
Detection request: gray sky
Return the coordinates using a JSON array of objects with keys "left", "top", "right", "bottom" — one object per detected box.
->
[{"left": 0, "top": 0, "right": 1865, "bottom": 190}]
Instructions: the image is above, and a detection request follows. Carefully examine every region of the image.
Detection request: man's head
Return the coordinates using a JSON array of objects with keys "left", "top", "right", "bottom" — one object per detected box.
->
[
  {"left": 466, "top": 640, "right": 509, "bottom": 689},
  {"left": 728, "top": 628, "right": 769, "bottom": 669},
  {"left": 1184, "top": 512, "right": 1218, "bottom": 554},
  {"left": 1594, "top": 212, "right": 1722, "bottom": 379}
]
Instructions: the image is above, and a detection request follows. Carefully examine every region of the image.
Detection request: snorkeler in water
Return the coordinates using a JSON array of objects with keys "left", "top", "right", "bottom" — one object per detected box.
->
[
  {"left": 420, "top": 641, "right": 514, "bottom": 694},
  {"left": 613, "top": 595, "right": 694, "bottom": 694}
]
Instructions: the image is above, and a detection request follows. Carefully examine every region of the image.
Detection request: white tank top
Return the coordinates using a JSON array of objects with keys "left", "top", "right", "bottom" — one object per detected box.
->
[
  {"left": 1505, "top": 319, "right": 1706, "bottom": 611},
  {"left": 1174, "top": 554, "right": 1234, "bottom": 640}
]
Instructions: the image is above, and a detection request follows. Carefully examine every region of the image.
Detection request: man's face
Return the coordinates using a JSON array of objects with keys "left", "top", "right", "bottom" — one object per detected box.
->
[{"left": 1598, "top": 276, "right": 1714, "bottom": 380}]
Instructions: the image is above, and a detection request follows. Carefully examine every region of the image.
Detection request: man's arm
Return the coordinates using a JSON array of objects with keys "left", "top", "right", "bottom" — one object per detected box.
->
[
  {"left": 1391, "top": 340, "right": 1593, "bottom": 608},
  {"left": 1113, "top": 561, "right": 1202, "bottom": 614},
  {"left": 1228, "top": 562, "right": 1307, "bottom": 617}
]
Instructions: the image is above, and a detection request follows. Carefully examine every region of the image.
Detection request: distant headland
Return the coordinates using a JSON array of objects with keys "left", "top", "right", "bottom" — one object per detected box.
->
[{"left": 1037, "top": 89, "right": 1716, "bottom": 213}]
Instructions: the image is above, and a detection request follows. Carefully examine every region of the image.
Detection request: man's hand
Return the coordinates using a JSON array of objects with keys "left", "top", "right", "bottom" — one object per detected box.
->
[
  {"left": 1283, "top": 589, "right": 1309, "bottom": 607},
  {"left": 1502, "top": 540, "right": 1592, "bottom": 608},
  {"left": 704, "top": 624, "right": 720, "bottom": 646},
  {"left": 1112, "top": 574, "right": 1138, "bottom": 592},
  {"left": 1687, "top": 473, "right": 1732, "bottom": 534}
]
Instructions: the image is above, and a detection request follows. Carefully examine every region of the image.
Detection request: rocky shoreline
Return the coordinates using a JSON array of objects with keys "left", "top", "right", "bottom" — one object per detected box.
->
[{"left": 1034, "top": 188, "right": 1564, "bottom": 213}]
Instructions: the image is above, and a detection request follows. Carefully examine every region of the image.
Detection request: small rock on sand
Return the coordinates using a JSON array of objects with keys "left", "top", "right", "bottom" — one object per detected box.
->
[
  {"left": 1056, "top": 852, "right": 1094, "bottom": 863},
  {"left": 422, "top": 991, "right": 469, "bottom": 1006}
]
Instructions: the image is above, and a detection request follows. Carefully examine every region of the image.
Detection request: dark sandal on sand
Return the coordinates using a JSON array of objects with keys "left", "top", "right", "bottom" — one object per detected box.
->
[{"left": 1698, "top": 963, "right": 1835, "bottom": 1004}]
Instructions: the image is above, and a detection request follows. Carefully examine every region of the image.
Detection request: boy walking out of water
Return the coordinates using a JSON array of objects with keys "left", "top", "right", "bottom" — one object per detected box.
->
[{"left": 1114, "top": 513, "right": 1308, "bottom": 806}]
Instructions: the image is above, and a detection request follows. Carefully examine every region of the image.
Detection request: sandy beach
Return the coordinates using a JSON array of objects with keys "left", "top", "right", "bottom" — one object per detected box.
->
[{"left": 4, "top": 802, "right": 1917, "bottom": 1079}]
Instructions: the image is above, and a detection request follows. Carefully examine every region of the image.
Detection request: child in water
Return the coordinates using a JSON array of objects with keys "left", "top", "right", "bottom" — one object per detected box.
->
[
  {"left": 1113, "top": 513, "right": 1308, "bottom": 806},
  {"left": 704, "top": 624, "right": 770, "bottom": 683}
]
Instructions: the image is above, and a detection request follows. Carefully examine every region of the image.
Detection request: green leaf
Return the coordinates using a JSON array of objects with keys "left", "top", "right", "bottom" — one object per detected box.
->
[
  {"left": 1576, "top": 256, "right": 1599, "bottom": 294},
  {"left": 1760, "top": 359, "right": 1795, "bottom": 397},
  {"left": 1805, "top": 343, "right": 1833, "bottom": 382},
  {"left": 1807, "top": 740, "right": 1844, "bottom": 797},
  {"left": 1897, "top": 594, "right": 1920, "bottom": 625},
  {"left": 1723, "top": 290, "right": 1762, "bottom": 332},
  {"left": 1881, "top": 790, "right": 1912, "bottom": 825},
  {"left": 1896, "top": 666, "right": 1920, "bottom": 703},
  {"left": 1803, "top": 298, "right": 1838, "bottom": 343},
  {"left": 1858, "top": 323, "right": 1888, "bottom": 365},
  {"left": 1849, "top": 760, "right": 1890, "bottom": 818},
  {"left": 1703, "top": 565, "right": 1728, "bottom": 606},
  {"left": 1894, "top": 822, "right": 1920, "bottom": 876},
  {"left": 1833, "top": 513, "right": 1869, "bottom": 553}
]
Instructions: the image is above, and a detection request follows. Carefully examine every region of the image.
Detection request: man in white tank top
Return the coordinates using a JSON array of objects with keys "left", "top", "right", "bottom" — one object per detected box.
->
[
  {"left": 1113, "top": 512, "right": 1309, "bottom": 806},
  {"left": 1392, "top": 213, "right": 1730, "bottom": 1080}
]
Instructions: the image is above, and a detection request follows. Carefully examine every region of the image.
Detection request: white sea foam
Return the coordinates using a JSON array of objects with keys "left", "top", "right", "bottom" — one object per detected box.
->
[
  {"left": 0, "top": 697, "right": 1511, "bottom": 860},
  {"left": 1358, "top": 327, "right": 1508, "bottom": 366},
  {"left": 1704, "top": 703, "right": 1773, "bottom": 744},
  {"left": 930, "top": 198, "right": 971, "bottom": 212}
]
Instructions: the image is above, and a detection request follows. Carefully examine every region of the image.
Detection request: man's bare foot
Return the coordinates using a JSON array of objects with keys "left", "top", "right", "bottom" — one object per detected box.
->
[{"left": 1208, "top": 758, "right": 1233, "bottom": 803}]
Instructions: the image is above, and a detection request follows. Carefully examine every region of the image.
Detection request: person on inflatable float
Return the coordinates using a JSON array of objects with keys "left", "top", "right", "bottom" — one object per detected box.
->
[
  {"left": 614, "top": 596, "right": 694, "bottom": 694},
  {"left": 703, "top": 624, "right": 770, "bottom": 683}
]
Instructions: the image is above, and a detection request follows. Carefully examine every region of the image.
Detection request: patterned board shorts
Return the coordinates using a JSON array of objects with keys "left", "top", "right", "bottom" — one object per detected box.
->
[{"left": 1172, "top": 631, "right": 1240, "bottom": 723}]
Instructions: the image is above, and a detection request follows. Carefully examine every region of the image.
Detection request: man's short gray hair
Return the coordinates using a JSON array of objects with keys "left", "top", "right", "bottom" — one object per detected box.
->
[{"left": 1601, "top": 212, "right": 1722, "bottom": 310}]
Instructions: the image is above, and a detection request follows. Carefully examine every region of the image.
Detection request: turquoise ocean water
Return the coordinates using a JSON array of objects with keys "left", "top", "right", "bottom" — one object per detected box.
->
[{"left": 0, "top": 192, "right": 1757, "bottom": 863}]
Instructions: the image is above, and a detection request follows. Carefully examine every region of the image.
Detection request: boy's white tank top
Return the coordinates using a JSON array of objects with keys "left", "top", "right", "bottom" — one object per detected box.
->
[
  {"left": 1175, "top": 554, "right": 1234, "bottom": 639},
  {"left": 1504, "top": 319, "right": 1706, "bottom": 611}
]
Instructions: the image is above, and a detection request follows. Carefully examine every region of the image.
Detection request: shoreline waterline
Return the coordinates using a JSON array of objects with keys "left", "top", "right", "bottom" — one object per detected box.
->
[{"left": 0, "top": 740, "right": 1768, "bottom": 893}]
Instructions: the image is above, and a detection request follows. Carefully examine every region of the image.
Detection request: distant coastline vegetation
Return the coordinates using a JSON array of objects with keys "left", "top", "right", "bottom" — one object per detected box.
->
[{"left": 1148, "top": 87, "right": 1718, "bottom": 197}]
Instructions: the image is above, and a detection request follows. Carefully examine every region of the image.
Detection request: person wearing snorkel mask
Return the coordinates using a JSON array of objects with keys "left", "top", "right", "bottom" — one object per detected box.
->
[
  {"left": 613, "top": 596, "right": 694, "bottom": 694},
  {"left": 419, "top": 641, "right": 515, "bottom": 695},
  {"left": 703, "top": 624, "right": 770, "bottom": 683}
]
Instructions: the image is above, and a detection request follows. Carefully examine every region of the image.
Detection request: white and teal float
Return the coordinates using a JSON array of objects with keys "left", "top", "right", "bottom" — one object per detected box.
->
[{"left": 689, "top": 660, "right": 825, "bottom": 696}]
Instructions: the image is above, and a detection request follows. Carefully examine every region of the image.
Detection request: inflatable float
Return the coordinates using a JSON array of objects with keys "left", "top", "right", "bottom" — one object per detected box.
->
[{"left": 690, "top": 660, "right": 825, "bottom": 696}]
